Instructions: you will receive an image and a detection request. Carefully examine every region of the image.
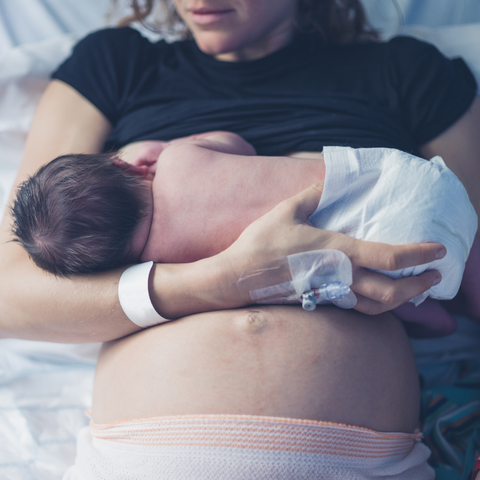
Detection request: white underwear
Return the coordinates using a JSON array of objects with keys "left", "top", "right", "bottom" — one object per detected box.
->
[
  {"left": 309, "top": 146, "right": 478, "bottom": 305},
  {"left": 63, "top": 414, "right": 434, "bottom": 479}
]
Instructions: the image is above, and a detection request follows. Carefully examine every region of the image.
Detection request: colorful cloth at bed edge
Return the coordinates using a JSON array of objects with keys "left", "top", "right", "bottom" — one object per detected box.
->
[{"left": 419, "top": 358, "right": 480, "bottom": 479}]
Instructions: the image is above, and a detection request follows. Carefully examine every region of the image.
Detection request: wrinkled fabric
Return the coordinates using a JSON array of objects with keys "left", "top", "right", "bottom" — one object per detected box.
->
[{"left": 310, "top": 146, "right": 478, "bottom": 305}]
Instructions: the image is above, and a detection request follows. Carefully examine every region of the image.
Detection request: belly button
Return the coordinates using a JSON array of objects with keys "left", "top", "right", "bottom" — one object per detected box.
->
[{"left": 234, "top": 309, "right": 268, "bottom": 333}]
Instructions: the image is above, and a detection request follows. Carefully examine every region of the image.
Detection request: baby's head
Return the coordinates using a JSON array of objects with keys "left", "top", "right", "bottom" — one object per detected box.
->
[{"left": 11, "top": 153, "right": 151, "bottom": 276}]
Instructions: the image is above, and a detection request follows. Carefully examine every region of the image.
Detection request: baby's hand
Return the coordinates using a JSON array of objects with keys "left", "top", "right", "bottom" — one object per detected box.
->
[
  {"left": 393, "top": 239, "right": 480, "bottom": 338},
  {"left": 393, "top": 299, "right": 457, "bottom": 338}
]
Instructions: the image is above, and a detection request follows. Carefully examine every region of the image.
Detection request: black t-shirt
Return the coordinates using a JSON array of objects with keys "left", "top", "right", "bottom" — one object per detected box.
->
[{"left": 52, "top": 27, "right": 477, "bottom": 156}]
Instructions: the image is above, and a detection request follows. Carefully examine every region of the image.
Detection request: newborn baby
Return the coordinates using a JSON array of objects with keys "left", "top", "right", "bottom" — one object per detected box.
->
[{"left": 12, "top": 132, "right": 477, "bottom": 308}]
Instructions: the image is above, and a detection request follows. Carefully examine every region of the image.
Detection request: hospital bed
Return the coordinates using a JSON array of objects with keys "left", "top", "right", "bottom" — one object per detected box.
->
[{"left": 0, "top": 1, "right": 479, "bottom": 478}]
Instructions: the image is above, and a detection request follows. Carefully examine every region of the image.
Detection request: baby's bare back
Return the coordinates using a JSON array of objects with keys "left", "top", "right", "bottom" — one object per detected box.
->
[{"left": 141, "top": 142, "right": 325, "bottom": 263}]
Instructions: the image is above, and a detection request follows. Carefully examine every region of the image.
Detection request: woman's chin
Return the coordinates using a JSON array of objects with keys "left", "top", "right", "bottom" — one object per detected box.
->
[
  {"left": 193, "top": 33, "right": 253, "bottom": 61},
  {"left": 195, "top": 38, "right": 234, "bottom": 55}
]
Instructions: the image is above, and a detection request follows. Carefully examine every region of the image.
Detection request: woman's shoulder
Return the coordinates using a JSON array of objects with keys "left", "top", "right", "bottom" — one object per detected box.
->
[
  {"left": 377, "top": 35, "right": 471, "bottom": 82},
  {"left": 52, "top": 27, "right": 193, "bottom": 124},
  {"left": 384, "top": 34, "right": 436, "bottom": 49},
  {"left": 71, "top": 27, "right": 163, "bottom": 55},
  {"left": 67, "top": 27, "right": 196, "bottom": 71},
  {"left": 339, "top": 35, "right": 448, "bottom": 62},
  {"left": 81, "top": 26, "right": 143, "bottom": 42},
  {"left": 379, "top": 35, "right": 476, "bottom": 144},
  {"left": 381, "top": 35, "right": 447, "bottom": 64},
  {"left": 340, "top": 35, "right": 446, "bottom": 64},
  {"left": 55, "top": 27, "right": 156, "bottom": 79}
]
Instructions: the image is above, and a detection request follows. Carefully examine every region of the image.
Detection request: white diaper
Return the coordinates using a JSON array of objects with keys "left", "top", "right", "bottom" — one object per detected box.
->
[{"left": 309, "top": 146, "right": 478, "bottom": 305}]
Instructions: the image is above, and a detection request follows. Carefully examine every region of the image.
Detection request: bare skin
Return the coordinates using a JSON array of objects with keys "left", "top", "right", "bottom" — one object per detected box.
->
[
  {"left": 173, "top": 0, "right": 296, "bottom": 62},
  {"left": 127, "top": 133, "right": 326, "bottom": 263},
  {"left": 92, "top": 305, "right": 420, "bottom": 434}
]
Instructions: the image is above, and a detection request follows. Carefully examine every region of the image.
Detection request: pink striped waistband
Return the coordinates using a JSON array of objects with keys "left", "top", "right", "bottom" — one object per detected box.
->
[{"left": 89, "top": 414, "right": 422, "bottom": 459}]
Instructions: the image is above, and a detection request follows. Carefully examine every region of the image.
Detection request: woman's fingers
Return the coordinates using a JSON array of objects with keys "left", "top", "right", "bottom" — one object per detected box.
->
[
  {"left": 346, "top": 238, "right": 446, "bottom": 272},
  {"left": 284, "top": 182, "right": 324, "bottom": 219},
  {"left": 343, "top": 238, "right": 444, "bottom": 314},
  {"left": 285, "top": 184, "right": 446, "bottom": 271},
  {"left": 227, "top": 184, "right": 447, "bottom": 313},
  {"left": 351, "top": 268, "right": 441, "bottom": 315},
  {"left": 341, "top": 238, "right": 445, "bottom": 313}
]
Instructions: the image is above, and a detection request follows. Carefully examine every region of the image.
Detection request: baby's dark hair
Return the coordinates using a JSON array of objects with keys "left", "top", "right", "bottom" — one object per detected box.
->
[{"left": 11, "top": 153, "right": 149, "bottom": 276}]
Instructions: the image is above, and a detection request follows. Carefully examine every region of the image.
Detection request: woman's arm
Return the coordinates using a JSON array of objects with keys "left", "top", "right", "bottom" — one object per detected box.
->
[
  {"left": 420, "top": 97, "right": 480, "bottom": 321},
  {"left": 175, "top": 131, "right": 257, "bottom": 155},
  {"left": 0, "top": 80, "right": 139, "bottom": 342},
  {"left": 420, "top": 97, "right": 480, "bottom": 218}
]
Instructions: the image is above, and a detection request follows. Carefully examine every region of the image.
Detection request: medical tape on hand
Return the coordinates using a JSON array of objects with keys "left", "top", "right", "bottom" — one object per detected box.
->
[
  {"left": 118, "top": 261, "right": 169, "bottom": 328},
  {"left": 238, "top": 250, "right": 357, "bottom": 310}
]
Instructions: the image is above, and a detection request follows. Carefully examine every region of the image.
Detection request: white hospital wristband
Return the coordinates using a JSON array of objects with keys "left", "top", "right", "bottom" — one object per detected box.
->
[{"left": 118, "top": 261, "right": 169, "bottom": 328}]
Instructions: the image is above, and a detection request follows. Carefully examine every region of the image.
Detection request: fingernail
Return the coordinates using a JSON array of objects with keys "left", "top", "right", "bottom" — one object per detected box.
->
[
  {"left": 435, "top": 248, "right": 446, "bottom": 260},
  {"left": 433, "top": 275, "right": 442, "bottom": 286}
]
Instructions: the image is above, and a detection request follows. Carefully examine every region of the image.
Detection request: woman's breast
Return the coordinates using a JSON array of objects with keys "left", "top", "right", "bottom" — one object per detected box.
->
[{"left": 117, "top": 141, "right": 144, "bottom": 163}]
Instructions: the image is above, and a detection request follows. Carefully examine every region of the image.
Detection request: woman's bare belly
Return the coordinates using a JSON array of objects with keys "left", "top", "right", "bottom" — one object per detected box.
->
[{"left": 92, "top": 306, "right": 420, "bottom": 433}]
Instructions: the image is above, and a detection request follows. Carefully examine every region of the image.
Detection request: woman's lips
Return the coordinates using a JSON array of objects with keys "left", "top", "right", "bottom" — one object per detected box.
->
[{"left": 189, "top": 8, "right": 234, "bottom": 25}]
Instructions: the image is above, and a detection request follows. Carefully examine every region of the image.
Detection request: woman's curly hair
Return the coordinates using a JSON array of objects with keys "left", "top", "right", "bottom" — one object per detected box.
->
[{"left": 117, "top": 0, "right": 379, "bottom": 45}]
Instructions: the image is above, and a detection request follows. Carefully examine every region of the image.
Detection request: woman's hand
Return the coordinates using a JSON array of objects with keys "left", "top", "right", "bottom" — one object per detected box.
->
[{"left": 220, "top": 183, "right": 445, "bottom": 315}]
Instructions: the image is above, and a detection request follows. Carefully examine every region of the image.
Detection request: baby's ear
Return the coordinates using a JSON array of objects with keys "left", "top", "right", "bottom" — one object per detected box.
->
[{"left": 113, "top": 157, "right": 153, "bottom": 180}]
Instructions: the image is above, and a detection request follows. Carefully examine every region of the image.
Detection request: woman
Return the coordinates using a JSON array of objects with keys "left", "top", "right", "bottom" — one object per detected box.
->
[
  {"left": 0, "top": 0, "right": 471, "bottom": 343},
  {"left": 0, "top": 0, "right": 478, "bottom": 475}
]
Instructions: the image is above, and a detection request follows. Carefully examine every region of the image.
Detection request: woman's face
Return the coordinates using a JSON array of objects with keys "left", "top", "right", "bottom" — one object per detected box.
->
[{"left": 174, "top": 0, "right": 297, "bottom": 61}]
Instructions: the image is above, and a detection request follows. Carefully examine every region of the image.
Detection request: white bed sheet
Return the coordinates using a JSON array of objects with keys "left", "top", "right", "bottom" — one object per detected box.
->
[
  {"left": 0, "top": 2, "right": 479, "bottom": 479},
  {"left": 0, "top": 3, "right": 109, "bottom": 479}
]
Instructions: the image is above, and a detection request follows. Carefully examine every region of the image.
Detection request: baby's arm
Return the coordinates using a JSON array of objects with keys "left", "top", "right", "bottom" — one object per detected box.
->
[
  {"left": 179, "top": 131, "right": 257, "bottom": 156},
  {"left": 132, "top": 132, "right": 256, "bottom": 169}
]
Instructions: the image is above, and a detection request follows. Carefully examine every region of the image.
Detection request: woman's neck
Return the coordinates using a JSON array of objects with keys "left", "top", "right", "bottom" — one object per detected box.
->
[{"left": 213, "top": 23, "right": 295, "bottom": 62}]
